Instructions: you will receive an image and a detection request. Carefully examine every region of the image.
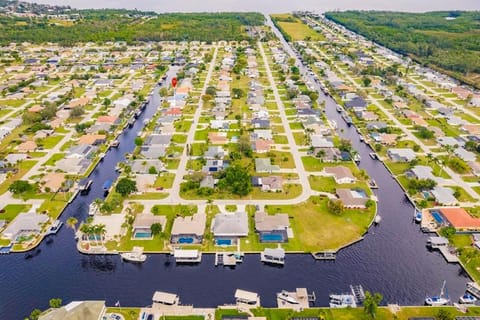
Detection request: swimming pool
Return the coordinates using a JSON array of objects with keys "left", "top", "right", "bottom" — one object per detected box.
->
[
  {"left": 178, "top": 237, "right": 194, "bottom": 244},
  {"left": 260, "top": 233, "right": 284, "bottom": 242},
  {"left": 134, "top": 232, "right": 152, "bottom": 239},
  {"left": 216, "top": 239, "right": 232, "bottom": 246},
  {"left": 431, "top": 211, "right": 444, "bottom": 224}
]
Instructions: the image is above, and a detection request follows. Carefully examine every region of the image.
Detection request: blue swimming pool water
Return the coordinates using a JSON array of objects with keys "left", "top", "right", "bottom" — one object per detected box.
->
[
  {"left": 216, "top": 239, "right": 231, "bottom": 246},
  {"left": 260, "top": 233, "right": 284, "bottom": 242},
  {"left": 431, "top": 211, "right": 444, "bottom": 224},
  {"left": 134, "top": 232, "right": 152, "bottom": 239},
  {"left": 179, "top": 237, "right": 193, "bottom": 244}
]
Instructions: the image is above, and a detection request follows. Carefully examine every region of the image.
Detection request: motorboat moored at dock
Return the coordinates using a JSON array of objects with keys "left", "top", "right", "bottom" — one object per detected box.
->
[
  {"left": 425, "top": 280, "right": 450, "bottom": 306},
  {"left": 277, "top": 290, "right": 299, "bottom": 304},
  {"left": 459, "top": 293, "right": 477, "bottom": 304},
  {"left": 45, "top": 220, "right": 63, "bottom": 236},
  {"left": 78, "top": 179, "right": 93, "bottom": 195},
  {"left": 120, "top": 246, "right": 147, "bottom": 263}
]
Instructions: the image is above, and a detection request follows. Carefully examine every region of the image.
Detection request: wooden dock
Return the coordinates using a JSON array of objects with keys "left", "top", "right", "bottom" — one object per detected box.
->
[
  {"left": 215, "top": 252, "right": 244, "bottom": 267},
  {"left": 438, "top": 246, "right": 459, "bottom": 263}
]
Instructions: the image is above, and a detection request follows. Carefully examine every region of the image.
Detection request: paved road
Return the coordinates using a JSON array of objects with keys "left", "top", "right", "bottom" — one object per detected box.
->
[{"left": 166, "top": 46, "right": 219, "bottom": 203}]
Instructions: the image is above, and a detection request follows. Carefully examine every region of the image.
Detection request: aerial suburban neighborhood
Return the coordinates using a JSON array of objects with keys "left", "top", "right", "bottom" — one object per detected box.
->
[{"left": 1, "top": 1, "right": 480, "bottom": 320}]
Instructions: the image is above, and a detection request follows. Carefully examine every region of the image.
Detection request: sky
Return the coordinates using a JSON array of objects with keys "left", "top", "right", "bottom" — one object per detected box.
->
[{"left": 26, "top": 0, "right": 480, "bottom": 13}]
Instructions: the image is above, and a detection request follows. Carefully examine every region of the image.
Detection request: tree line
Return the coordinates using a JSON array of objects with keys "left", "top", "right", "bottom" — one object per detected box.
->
[
  {"left": 325, "top": 11, "right": 480, "bottom": 88},
  {"left": 0, "top": 12, "right": 264, "bottom": 45}
]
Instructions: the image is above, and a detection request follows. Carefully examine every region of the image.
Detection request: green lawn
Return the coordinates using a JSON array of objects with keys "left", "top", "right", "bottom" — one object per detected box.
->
[
  {"left": 0, "top": 204, "right": 31, "bottom": 222},
  {"left": 255, "top": 151, "right": 295, "bottom": 168},
  {"left": 153, "top": 173, "right": 175, "bottom": 189},
  {"left": 260, "top": 196, "right": 375, "bottom": 252},
  {"left": 106, "top": 308, "right": 140, "bottom": 320},
  {"left": 273, "top": 135, "right": 288, "bottom": 144},
  {"left": 190, "top": 143, "right": 207, "bottom": 156},
  {"left": 43, "top": 153, "right": 64, "bottom": 166},
  {"left": 272, "top": 14, "right": 325, "bottom": 41},
  {"left": 194, "top": 129, "right": 209, "bottom": 141},
  {"left": 172, "top": 134, "right": 187, "bottom": 144},
  {"left": 38, "top": 135, "right": 64, "bottom": 149},
  {"left": 0, "top": 160, "right": 37, "bottom": 195}
]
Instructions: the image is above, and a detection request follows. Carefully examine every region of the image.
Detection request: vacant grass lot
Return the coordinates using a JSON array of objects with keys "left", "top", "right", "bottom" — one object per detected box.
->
[{"left": 271, "top": 14, "right": 325, "bottom": 41}]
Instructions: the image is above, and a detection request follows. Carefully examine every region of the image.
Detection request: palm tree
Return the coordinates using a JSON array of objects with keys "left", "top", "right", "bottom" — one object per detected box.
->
[
  {"left": 66, "top": 217, "right": 78, "bottom": 233},
  {"left": 80, "top": 223, "right": 92, "bottom": 246},
  {"left": 94, "top": 224, "right": 106, "bottom": 246}
]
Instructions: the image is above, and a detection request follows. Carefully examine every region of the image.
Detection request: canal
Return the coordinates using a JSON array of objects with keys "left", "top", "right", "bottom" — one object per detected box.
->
[{"left": 0, "top": 32, "right": 471, "bottom": 320}]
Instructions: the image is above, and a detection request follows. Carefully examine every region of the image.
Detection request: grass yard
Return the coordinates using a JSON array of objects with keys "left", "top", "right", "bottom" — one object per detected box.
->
[
  {"left": 271, "top": 14, "right": 325, "bottom": 41},
  {"left": 153, "top": 173, "right": 175, "bottom": 189},
  {"left": 0, "top": 160, "right": 37, "bottom": 195},
  {"left": 0, "top": 204, "right": 31, "bottom": 222},
  {"left": 38, "top": 135, "right": 64, "bottom": 149},
  {"left": 262, "top": 196, "right": 375, "bottom": 252},
  {"left": 172, "top": 134, "right": 187, "bottom": 144},
  {"left": 43, "top": 153, "right": 64, "bottom": 166},
  {"left": 105, "top": 308, "right": 140, "bottom": 320},
  {"left": 255, "top": 151, "right": 295, "bottom": 168}
]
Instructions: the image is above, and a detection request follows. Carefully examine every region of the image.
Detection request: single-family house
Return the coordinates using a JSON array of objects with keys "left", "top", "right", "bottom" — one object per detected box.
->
[
  {"left": 387, "top": 148, "right": 416, "bottom": 162},
  {"left": 17, "top": 141, "right": 37, "bottom": 153},
  {"left": 38, "top": 301, "right": 106, "bottom": 320},
  {"left": 211, "top": 212, "right": 249, "bottom": 245},
  {"left": 132, "top": 213, "right": 167, "bottom": 239},
  {"left": 170, "top": 213, "right": 206, "bottom": 244},
  {"left": 336, "top": 188, "right": 369, "bottom": 209},
  {"left": 255, "top": 158, "right": 280, "bottom": 173},
  {"left": 431, "top": 187, "right": 457, "bottom": 206},
  {"left": 323, "top": 166, "right": 356, "bottom": 184},
  {"left": 202, "top": 159, "right": 229, "bottom": 173},
  {"left": 254, "top": 211, "right": 290, "bottom": 243},
  {"left": 2, "top": 211, "right": 49, "bottom": 241}
]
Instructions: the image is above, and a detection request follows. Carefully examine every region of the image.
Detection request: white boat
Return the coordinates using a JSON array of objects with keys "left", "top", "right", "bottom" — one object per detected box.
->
[
  {"left": 45, "top": 220, "right": 63, "bottom": 236},
  {"left": 277, "top": 290, "right": 299, "bottom": 304},
  {"left": 374, "top": 215, "right": 382, "bottom": 224},
  {"left": 88, "top": 202, "right": 99, "bottom": 216},
  {"left": 425, "top": 281, "right": 450, "bottom": 306},
  {"left": 415, "top": 210, "right": 422, "bottom": 223},
  {"left": 121, "top": 247, "right": 147, "bottom": 263},
  {"left": 329, "top": 294, "right": 356, "bottom": 308},
  {"left": 353, "top": 153, "right": 361, "bottom": 163},
  {"left": 459, "top": 293, "right": 477, "bottom": 304}
]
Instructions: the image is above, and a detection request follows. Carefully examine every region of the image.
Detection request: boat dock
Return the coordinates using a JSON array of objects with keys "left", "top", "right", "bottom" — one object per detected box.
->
[
  {"left": 215, "top": 252, "right": 244, "bottom": 267},
  {"left": 173, "top": 249, "right": 202, "bottom": 263},
  {"left": 467, "top": 282, "right": 480, "bottom": 299},
  {"left": 350, "top": 285, "right": 366, "bottom": 304},
  {"left": 234, "top": 289, "right": 260, "bottom": 307},
  {"left": 438, "top": 246, "right": 460, "bottom": 263},
  {"left": 260, "top": 247, "right": 285, "bottom": 265},
  {"left": 312, "top": 251, "right": 336, "bottom": 260},
  {"left": 276, "top": 288, "right": 315, "bottom": 311}
]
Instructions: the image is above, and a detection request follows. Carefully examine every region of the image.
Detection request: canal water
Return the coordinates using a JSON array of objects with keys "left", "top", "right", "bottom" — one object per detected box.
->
[{"left": 0, "top": 43, "right": 470, "bottom": 320}]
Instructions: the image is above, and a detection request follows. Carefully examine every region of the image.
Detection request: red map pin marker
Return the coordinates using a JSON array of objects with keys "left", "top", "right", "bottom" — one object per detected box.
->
[{"left": 171, "top": 77, "right": 177, "bottom": 88}]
